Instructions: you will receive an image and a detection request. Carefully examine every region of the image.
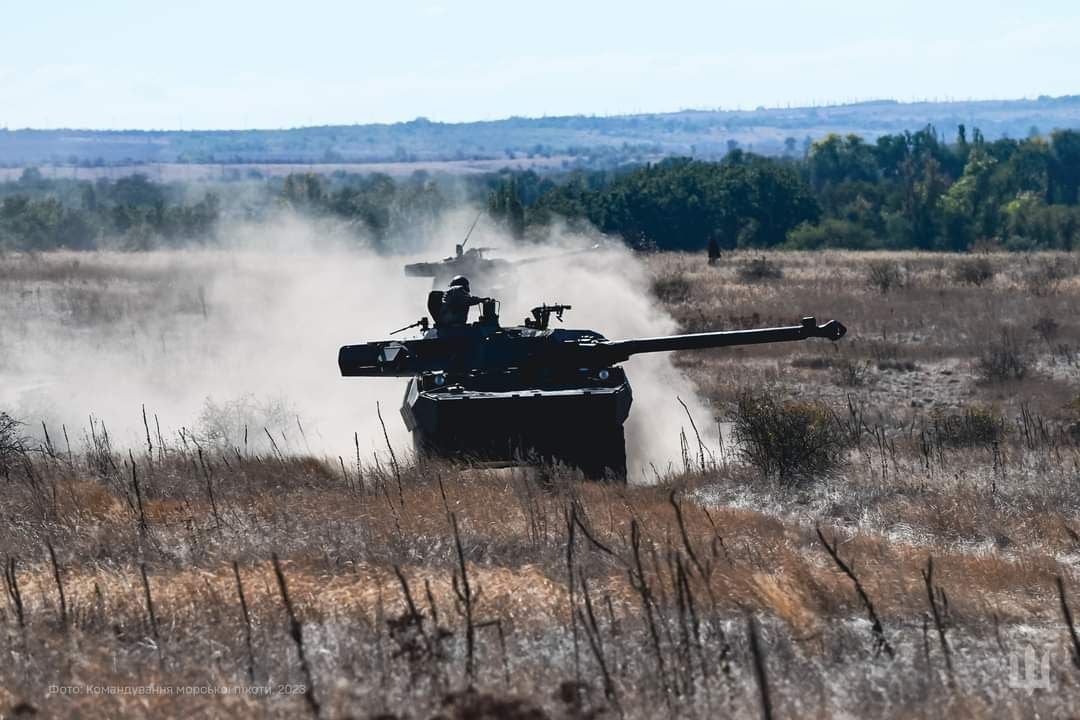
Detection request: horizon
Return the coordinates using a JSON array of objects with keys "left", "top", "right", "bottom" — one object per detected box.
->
[
  {"left": 2, "top": 0, "right": 1078, "bottom": 131},
  {"left": 3, "top": 94, "right": 1078, "bottom": 134}
]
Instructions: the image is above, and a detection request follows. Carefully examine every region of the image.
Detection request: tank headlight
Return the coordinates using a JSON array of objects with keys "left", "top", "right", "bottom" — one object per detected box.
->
[
  {"left": 434, "top": 374, "right": 446, "bottom": 387},
  {"left": 597, "top": 369, "right": 610, "bottom": 381}
]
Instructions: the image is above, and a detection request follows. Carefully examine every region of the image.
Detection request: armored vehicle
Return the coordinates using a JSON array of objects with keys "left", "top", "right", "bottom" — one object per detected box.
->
[
  {"left": 404, "top": 244, "right": 512, "bottom": 286},
  {"left": 404, "top": 214, "right": 599, "bottom": 290},
  {"left": 339, "top": 297, "right": 846, "bottom": 480},
  {"left": 404, "top": 244, "right": 601, "bottom": 291}
]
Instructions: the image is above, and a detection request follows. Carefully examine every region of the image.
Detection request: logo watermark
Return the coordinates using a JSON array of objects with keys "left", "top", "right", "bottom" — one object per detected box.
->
[{"left": 1006, "top": 645, "right": 1054, "bottom": 695}]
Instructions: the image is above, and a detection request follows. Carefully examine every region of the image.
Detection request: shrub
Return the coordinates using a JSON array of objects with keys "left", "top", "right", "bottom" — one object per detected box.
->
[
  {"left": 1066, "top": 395, "right": 1080, "bottom": 442},
  {"left": 929, "top": 406, "right": 1008, "bottom": 448},
  {"left": 733, "top": 391, "right": 848, "bottom": 485},
  {"left": 651, "top": 273, "right": 692, "bottom": 303},
  {"left": 196, "top": 394, "right": 295, "bottom": 450},
  {"left": 790, "top": 356, "right": 833, "bottom": 370},
  {"left": 877, "top": 359, "right": 918, "bottom": 372},
  {"left": 785, "top": 219, "right": 877, "bottom": 250},
  {"left": 951, "top": 257, "right": 996, "bottom": 286},
  {"left": 1033, "top": 316, "right": 1060, "bottom": 345},
  {"left": 0, "top": 411, "right": 28, "bottom": 476},
  {"left": 831, "top": 358, "right": 870, "bottom": 387},
  {"left": 1024, "top": 256, "right": 1075, "bottom": 296},
  {"left": 865, "top": 260, "right": 905, "bottom": 294},
  {"left": 736, "top": 256, "right": 783, "bottom": 282},
  {"left": 977, "top": 329, "right": 1029, "bottom": 382},
  {"left": 867, "top": 340, "right": 903, "bottom": 363}
]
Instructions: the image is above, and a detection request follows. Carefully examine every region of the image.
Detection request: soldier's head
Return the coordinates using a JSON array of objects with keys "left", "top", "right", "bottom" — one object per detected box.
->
[{"left": 449, "top": 275, "right": 470, "bottom": 292}]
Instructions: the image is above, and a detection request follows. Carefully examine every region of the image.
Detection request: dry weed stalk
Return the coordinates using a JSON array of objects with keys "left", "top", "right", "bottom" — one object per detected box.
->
[
  {"left": 450, "top": 512, "right": 478, "bottom": 685},
  {"left": 376, "top": 401, "right": 404, "bottom": 509},
  {"left": 921, "top": 556, "right": 955, "bottom": 688},
  {"left": 677, "top": 396, "right": 709, "bottom": 472},
  {"left": 747, "top": 615, "right": 774, "bottom": 720},
  {"left": 46, "top": 541, "right": 67, "bottom": 630},
  {"left": 566, "top": 506, "right": 582, "bottom": 685},
  {"left": 4, "top": 556, "right": 25, "bottom": 629},
  {"left": 128, "top": 450, "right": 148, "bottom": 534},
  {"left": 233, "top": 561, "right": 256, "bottom": 682},
  {"left": 354, "top": 431, "right": 365, "bottom": 492},
  {"left": 1055, "top": 576, "right": 1080, "bottom": 670},
  {"left": 142, "top": 404, "right": 153, "bottom": 458},
  {"left": 140, "top": 563, "right": 162, "bottom": 667},
  {"left": 390, "top": 563, "right": 451, "bottom": 687},
  {"left": 578, "top": 577, "right": 621, "bottom": 715},
  {"left": 271, "top": 553, "right": 321, "bottom": 718},
  {"left": 629, "top": 520, "right": 670, "bottom": 702},
  {"left": 815, "top": 527, "right": 894, "bottom": 658},
  {"left": 196, "top": 447, "right": 221, "bottom": 529}
]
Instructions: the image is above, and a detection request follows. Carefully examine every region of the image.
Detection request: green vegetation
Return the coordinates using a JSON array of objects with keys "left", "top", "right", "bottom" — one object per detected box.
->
[
  {"left": 0, "top": 170, "right": 221, "bottom": 251},
  {"left": 525, "top": 127, "right": 1080, "bottom": 251},
  {"left": 2, "top": 126, "right": 1080, "bottom": 252}
]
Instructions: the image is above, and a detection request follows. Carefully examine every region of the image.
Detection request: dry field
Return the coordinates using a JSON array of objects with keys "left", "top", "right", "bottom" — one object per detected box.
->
[
  {"left": 2, "top": 250, "right": 1080, "bottom": 719},
  {"left": 0, "top": 156, "right": 578, "bottom": 182}
]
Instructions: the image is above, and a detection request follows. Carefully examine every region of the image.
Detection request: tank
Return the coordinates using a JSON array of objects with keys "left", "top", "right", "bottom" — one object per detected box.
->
[
  {"left": 404, "top": 214, "right": 599, "bottom": 291},
  {"left": 339, "top": 298, "right": 847, "bottom": 480},
  {"left": 404, "top": 244, "right": 513, "bottom": 287},
  {"left": 404, "top": 244, "right": 602, "bottom": 291}
]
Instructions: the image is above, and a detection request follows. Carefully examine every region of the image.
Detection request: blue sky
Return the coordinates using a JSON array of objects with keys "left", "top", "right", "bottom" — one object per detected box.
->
[{"left": 1, "top": 0, "right": 1078, "bottom": 129}]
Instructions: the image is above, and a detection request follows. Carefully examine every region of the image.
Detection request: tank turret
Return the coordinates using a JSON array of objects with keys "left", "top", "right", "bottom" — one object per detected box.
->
[{"left": 339, "top": 302, "right": 846, "bottom": 480}]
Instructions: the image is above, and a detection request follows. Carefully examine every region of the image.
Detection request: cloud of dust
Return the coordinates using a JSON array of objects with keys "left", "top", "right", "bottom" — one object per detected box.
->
[
  {"left": 0, "top": 210, "right": 718, "bottom": 480},
  {"left": 500, "top": 224, "right": 720, "bottom": 481},
  {"left": 2, "top": 212, "right": 428, "bottom": 460}
]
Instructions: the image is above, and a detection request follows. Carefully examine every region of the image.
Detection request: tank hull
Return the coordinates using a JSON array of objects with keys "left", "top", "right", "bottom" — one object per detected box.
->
[{"left": 401, "top": 378, "right": 631, "bottom": 480}]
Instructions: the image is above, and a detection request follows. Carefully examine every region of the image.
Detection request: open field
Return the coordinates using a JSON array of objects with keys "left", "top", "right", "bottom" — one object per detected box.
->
[
  {"left": 0, "top": 156, "right": 579, "bottom": 182},
  {"left": 2, "top": 249, "right": 1080, "bottom": 718}
]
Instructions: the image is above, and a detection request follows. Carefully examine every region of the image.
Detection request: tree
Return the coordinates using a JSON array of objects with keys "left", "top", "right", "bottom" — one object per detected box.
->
[
  {"left": 1051, "top": 130, "right": 1080, "bottom": 204},
  {"left": 807, "top": 134, "right": 878, "bottom": 191},
  {"left": 939, "top": 144, "right": 995, "bottom": 250},
  {"left": 553, "top": 157, "right": 817, "bottom": 251},
  {"left": 282, "top": 173, "right": 323, "bottom": 206},
  {"left": 488, "top": 180, "right": 525, "bottom": 241}
]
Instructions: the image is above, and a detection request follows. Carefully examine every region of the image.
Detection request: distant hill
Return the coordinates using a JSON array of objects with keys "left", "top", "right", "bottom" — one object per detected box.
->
[{"left": 2, "top": 95, "right": 1079, "bottom": 169}]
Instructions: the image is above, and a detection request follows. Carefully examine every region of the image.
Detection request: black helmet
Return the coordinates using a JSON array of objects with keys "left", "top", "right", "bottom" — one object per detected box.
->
[{"left": 449, "top": 275, "right": 470, "bottom": 291}]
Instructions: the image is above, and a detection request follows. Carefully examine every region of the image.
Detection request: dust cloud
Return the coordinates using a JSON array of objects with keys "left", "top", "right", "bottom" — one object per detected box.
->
[
  {"left": 504, "top": 225, "right": 720, "bottom": 481},
  {"left": 0, "top": 210, "right": 718, "bottom": 481}
]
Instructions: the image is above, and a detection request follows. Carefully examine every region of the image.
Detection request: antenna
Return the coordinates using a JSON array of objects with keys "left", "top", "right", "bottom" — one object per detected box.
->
[{"left": 460, "top": 210, "right": 483, "bottom": 251}]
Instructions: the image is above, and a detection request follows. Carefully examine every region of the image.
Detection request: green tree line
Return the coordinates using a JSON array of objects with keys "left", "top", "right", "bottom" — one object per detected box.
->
[
  {"left": 496, "top": 125, "right": 1080, "bottom": 251},
  {"left": 3, "top": 126, "right": 1079, "bottom": 253}
]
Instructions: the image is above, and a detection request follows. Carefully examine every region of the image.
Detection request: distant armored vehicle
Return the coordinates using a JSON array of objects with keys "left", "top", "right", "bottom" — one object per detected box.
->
[
  {"left": 404, "top": 244, "right": 511, "bottom": 286},
  {"left": 404, "top": 211, "right": 598, "bottom": 290},
  {"left": 339, "top": 296, "right": 846, "bottom": 480}
]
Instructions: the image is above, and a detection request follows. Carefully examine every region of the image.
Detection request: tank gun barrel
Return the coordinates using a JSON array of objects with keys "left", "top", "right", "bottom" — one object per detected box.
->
[
  {"left": 339, "top": 317, "right": 846, "bottom": 378},
  {"left": 599, "top": 317, "right": 845, "bottom": 363},
  {"left": 514, "top": 244, "right": 601, "bottom": 267}
]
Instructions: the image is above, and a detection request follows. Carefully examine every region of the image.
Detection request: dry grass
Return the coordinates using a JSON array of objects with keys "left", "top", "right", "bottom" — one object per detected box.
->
[
  {"left": 1, "top": 249, "right": 1080, "bottom": 717},
  {"left": 2, "top": 442, "right": 1078, "bottom": 717}
]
